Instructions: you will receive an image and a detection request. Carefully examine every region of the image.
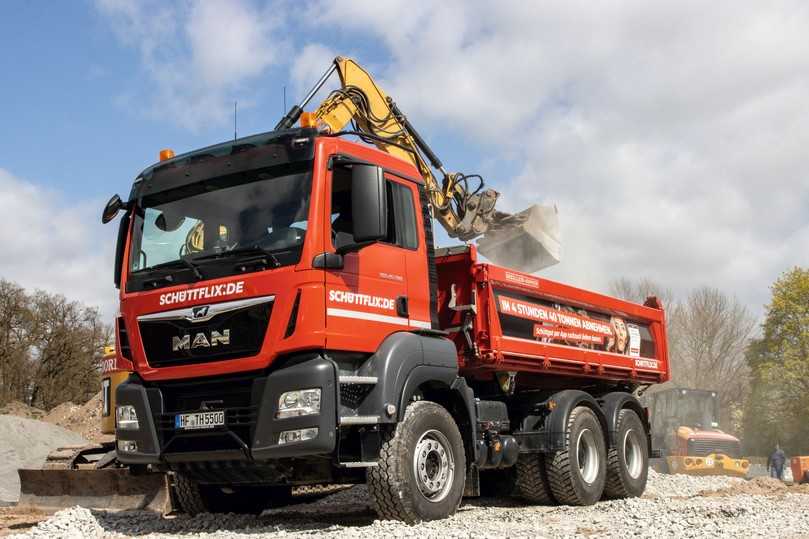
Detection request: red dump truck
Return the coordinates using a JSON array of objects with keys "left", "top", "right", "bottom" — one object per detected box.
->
[{"left": 97, "top": 127, "right": 669, "bottom": 523}]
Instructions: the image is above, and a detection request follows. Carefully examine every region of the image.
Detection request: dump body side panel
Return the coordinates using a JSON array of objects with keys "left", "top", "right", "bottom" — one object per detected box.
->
[{"left": 436, "top": 246, "right": 669, "bottom": 386}]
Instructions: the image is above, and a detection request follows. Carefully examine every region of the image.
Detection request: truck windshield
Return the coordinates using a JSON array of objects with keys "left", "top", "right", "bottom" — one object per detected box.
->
[{"left": 128, "top": 169, "right": 312, "bottom": 283}]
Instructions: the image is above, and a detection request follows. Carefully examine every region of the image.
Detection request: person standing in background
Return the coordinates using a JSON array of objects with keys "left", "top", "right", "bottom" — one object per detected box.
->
[{"left": 768, "top": 444, "right": 787, "bottom": 480}]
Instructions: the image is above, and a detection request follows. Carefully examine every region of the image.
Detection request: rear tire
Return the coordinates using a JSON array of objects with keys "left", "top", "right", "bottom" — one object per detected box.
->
[
  {"left": 603, "top": 409, "right": 648, "bottom": 499},
  {"left": 367, "top": 400, "right": 466, "bottom": 524},
  {"left": 546, "top": 406, "right": 606, "bottom": 505},
  {"left": 173, "top": 474, "right": 292, "bottom": 515},
  {"left": 515, "top": 453, "right": 555, "bottom": 504}
]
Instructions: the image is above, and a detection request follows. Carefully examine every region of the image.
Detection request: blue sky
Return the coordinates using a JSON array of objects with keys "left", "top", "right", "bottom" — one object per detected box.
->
[
  {"left": 0, "top": 1, "right": 508, "bottom": 223},
  {"left": 1, "top": 1, "right": 807, "bottom": 321}
]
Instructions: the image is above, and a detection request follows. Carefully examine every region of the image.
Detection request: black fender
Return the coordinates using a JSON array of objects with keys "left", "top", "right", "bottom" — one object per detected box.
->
[
  {"left": 346, "top": 331, "right": 480, "bottom": 465},
  {"left": 349, "top": 331, "right": 459, "bottom": 422},
  {"left": 516, "top": 389, "right": 609, "bottom": 453},
  {"left": 599, "top": 392, "right": 652, "bottom": 453}
]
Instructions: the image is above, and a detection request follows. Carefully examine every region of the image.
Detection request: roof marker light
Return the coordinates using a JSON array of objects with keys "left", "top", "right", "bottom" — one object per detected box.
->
[
  {"left": 299, "top": 112, "right": 316, "bottom": 128},
  {"left": 159, "top": 149, "right": 175, "bottom": 161}
]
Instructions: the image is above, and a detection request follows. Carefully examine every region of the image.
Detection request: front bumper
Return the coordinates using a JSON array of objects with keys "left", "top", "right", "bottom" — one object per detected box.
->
[
  {"left": 666, "top": 454, "right": 750, "bottom": 477},
  {"left": 115, "top": 354, "right": 337, "bottom": 465}
]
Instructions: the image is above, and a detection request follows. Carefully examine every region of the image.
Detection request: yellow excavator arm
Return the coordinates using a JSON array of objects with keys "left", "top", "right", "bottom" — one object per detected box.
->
[
  {"left": 311, "top": 57, "right": 495, "bottom": 241},
  {"left": 276, "top": 56, "right": 560, "bottom": 272}
]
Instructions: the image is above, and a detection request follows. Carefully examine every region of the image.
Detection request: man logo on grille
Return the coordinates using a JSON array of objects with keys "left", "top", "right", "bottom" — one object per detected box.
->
[
  {"left": 192, "top": 305, "right": 210, "bottom": 320},
  {"left": 172, "top": 329, "right": 230, "bottom": 351}
]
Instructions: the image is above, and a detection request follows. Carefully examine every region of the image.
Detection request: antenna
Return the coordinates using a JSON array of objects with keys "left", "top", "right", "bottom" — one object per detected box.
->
[
  {"left": 283, "top": 86, "right": 287, "bottom": 114},
  {"left": 233, "top": 101, "right": 238, "bottom": 141}
]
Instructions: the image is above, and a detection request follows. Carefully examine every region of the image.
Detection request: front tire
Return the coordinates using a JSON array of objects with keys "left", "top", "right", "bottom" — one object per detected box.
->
[
  {"left": 603, "top": 409, "right": 648, "bottom": 499},
  {"left": 367, "top": 400, "right": 466, "bottom": 524},
  {"left": 546, "top": 406, "right": 607, "bottom": 505}
]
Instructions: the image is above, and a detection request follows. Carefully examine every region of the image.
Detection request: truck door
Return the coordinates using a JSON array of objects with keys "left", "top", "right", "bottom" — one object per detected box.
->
[{"left": 324, "top": 166, "right": 417, "bottom": 351}]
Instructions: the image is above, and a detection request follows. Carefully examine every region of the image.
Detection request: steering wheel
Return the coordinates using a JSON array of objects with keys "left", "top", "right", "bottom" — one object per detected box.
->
[{"left": 253, "top": 226, "right": 306, "bottom": 251}]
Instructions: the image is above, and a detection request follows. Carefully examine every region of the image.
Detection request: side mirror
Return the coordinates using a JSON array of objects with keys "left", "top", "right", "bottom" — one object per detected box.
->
[
  {"left": 351, "top": 164, "right": 387, "bottom": 242},
  {"left": 101, "top": 194, "right": 125, "bottom": 224}
]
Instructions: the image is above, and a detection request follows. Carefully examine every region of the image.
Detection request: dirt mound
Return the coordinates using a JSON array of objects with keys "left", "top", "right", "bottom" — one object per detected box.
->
[
  {"left": 0, "top": 415, "right": 87, "bottom": 503},
  {"left": 42, "top": 392, "right": 105, "bottom": 442},
  {"left": 0, "top": 401, "right": 45, "bottom": 420},
  {"left": 700, "top": 476, "right": 789, "bottom": 497}
]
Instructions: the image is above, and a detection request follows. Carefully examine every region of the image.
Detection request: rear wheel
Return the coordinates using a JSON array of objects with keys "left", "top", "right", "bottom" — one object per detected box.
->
[
  {"left": 546, "top": 406, "right": 606, "bottom": 505},
  {"left": 173, "top": 474, "right": 292, "bottom": 515},
  {"left": 515, "top": 453, "right": 555, "bottom": 504},
  {"left": 367, "top": 400, "right": 466, "bottom": 524},
  {"left": 603, "top": 409, "right": 648, "bottom": 499}
]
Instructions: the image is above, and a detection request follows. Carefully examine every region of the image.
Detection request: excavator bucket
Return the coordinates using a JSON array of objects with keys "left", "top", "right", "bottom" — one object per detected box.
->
[
  {"left": 476, "top": 204, "right": 561, "bottom": 273},
  {"left": 17, "top": 468, "right": 172, "bottom": 513}
]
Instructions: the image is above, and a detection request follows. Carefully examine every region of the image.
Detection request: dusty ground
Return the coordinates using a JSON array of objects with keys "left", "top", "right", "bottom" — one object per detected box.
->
[
  {"left": 0, "top": 508, "right": 49, "bottom": 538},
  {"left": 4, "top": 471, "right": 809, "bottom": 538}
]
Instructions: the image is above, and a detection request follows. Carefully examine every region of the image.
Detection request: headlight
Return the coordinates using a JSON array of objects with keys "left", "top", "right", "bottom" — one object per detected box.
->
[
  {"left": 278, "top": 427, "right": 318, "bottom": 445},
  {"left": 116, "top": 405, "right": 139, "bottom": 430},
  {"left": 117, "top": 440, "right": 138, "bottom": 453},
  {"left": 277, "top": 388, "right": 321, "bottom": 419}
]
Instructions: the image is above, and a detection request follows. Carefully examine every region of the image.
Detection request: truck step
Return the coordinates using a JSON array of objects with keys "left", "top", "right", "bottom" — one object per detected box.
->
[
  {"left": 338, "top": 376, "right": 378, "bottom": 385},
  {"left": 339, "top": 415, "right": 380, "bottom": 425},
  {"left": 338, "top": 461, "right": 379, "bottom": 468}
]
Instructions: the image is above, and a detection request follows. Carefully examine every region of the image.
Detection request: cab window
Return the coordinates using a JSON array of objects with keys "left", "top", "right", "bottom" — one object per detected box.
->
[{"left": 331, "top": 168, "right": 418, "bottom": 250}]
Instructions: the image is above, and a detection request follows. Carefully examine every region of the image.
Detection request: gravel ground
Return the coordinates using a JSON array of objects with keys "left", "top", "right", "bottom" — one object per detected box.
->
[
  {"left": 0, "top": 416, "right": 87, "bottom": 504},
  {"left": 8, "top": 470, "right": 809, "bottom": 539}
]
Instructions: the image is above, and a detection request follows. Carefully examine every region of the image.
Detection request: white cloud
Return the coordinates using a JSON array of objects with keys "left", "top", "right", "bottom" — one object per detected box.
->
[
  {"left": 95, "top": 0, "right": 287, "bottom": 131},
  {"left": 0, "top": 169, "right": 118, "bottom": 318},
  {"left": 307, "top": 0, "right": 809, "bottom": 314}
]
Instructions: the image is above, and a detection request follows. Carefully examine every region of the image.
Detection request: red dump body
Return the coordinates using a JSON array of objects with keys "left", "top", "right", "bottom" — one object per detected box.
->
[{"left": 436, "top": 245, "right": 669, "bottom": 387}]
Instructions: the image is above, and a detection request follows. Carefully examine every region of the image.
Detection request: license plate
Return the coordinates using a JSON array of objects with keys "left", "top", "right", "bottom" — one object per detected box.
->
[{"left": 175, "top": 411, "right": 225, "bottom": 430}]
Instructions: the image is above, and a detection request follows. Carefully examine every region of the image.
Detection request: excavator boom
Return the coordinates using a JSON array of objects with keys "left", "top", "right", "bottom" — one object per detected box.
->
[{"left": 279, "top": 57, "right": 560, "bottom": 273}]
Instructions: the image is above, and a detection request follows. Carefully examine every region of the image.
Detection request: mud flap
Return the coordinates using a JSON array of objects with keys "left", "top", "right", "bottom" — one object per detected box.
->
[
  {"left": 476, "top": 204, "right": 560, "bottom": 273},
  {"left": 17, "top": 469, "right": 172, "bottom": 513}
]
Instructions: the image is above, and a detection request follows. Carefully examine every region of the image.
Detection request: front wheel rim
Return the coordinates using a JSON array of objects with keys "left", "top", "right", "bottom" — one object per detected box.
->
[
  {"left": 577, "top": 428, "right": 599, "bottom": 484},
  {"left": 413, "top": 429, "right": 455, "bottom": 503}
]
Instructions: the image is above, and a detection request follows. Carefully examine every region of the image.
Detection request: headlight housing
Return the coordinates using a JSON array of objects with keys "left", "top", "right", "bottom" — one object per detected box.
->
[
  {"left": 116, "top": 405, "right": 139, "bottom": 430},
  {"left": 276, "top": 388, "right": 321, "bottom": 419},
  {"left": 278, "top": 427, "right": 318, "bottom": 445}
]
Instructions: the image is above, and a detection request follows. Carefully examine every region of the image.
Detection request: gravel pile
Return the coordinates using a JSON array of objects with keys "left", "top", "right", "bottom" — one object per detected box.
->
[
  {"left": 642, "top": 468, "right": 743, "bottom": 498},
  {"left": 10, "top": 470, "right": 809, "bottom": 538},
  {"left": 43, "top": 392, "right": 107, "bottom": 443},
  {"left": 0, "top": 402, "right": 46, "bottom": 420},
  {"left": 0, "top": 415, "right": 87, "bottom": 504}
]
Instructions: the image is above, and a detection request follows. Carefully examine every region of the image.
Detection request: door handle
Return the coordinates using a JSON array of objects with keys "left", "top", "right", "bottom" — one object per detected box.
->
[{"left": 396, "top": 296, "right": 409, "bottom": 318}]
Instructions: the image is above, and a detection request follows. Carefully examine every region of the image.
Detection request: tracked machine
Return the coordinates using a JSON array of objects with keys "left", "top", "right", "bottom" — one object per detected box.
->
[{"left": 22, "top": 57, "right": 669, "bottom": 522}]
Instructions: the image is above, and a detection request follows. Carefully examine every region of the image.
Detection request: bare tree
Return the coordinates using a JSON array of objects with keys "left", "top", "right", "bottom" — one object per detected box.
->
[
  {"left": 669, "top": 287, "right": 755, "bottom": 432},
  {"left": 610, "top": 277, "right": 673, "bottom": 309},
  {"left": 0, "top": 279, "right": 35, "bottom": 403},
  {"left": 611, "top": 279, "right": 754, "bottom": 433},
  {"left": 0, "top": 278, "right": 112, "bottom": 409}
]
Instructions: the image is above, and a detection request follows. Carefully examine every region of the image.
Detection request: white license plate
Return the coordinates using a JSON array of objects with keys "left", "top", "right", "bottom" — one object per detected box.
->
[{"left": 175, "top": 411, "right": 225, "bottom": 430}]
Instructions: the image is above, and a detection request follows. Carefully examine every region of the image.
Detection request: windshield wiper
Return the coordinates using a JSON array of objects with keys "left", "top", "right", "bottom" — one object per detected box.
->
[
  {"left": 192, "top": 247, "right": 282, "bottom": 268},
  {"left": 144, "top": 257, "right": 203, "bottom": 281}
]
